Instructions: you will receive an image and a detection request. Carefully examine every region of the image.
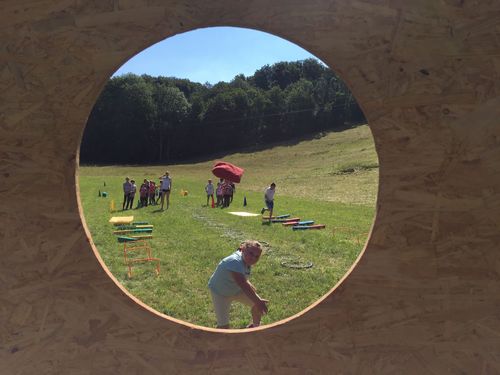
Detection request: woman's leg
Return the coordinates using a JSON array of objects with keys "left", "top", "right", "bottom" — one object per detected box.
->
[
  {"left": 165, "top": 190, "right": 170, "bottom": 209},
  {"left": 160, "top": 191, "right": 165, "bottom": 210}
]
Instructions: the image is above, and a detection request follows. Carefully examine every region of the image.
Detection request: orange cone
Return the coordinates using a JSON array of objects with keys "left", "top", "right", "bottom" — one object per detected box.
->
[{"left": 211, "top": 195, "right": 215, "bottom": 208}]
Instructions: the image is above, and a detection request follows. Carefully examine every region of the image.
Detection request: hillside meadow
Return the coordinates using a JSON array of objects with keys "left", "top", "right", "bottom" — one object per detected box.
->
[{"left": 78, "top": 125, "right": 378, "bottom": 328}]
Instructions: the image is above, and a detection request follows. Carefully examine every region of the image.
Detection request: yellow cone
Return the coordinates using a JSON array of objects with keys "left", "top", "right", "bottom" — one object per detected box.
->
[{"left": 110, "top": 199, "right": 115, "bottom": 212}]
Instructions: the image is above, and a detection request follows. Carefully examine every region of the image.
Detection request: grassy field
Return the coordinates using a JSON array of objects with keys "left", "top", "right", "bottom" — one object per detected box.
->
[{"left": 78, "top": 125, "right": 378, "bottom": 328}]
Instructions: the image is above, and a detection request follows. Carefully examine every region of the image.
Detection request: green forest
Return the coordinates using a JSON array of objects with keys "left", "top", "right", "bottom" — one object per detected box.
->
[{"left": 80, "top": 58, "right": 365, "bottom": 164}]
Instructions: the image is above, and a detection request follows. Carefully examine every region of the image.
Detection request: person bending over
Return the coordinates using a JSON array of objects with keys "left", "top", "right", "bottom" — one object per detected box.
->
[{"left": 208, "top": 240, "right": 268, "bottom": 329}]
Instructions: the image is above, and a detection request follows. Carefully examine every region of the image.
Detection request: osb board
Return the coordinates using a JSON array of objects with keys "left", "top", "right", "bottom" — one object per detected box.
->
[{"left": 2, "top": 1, "right": 500, "bottom": 374}]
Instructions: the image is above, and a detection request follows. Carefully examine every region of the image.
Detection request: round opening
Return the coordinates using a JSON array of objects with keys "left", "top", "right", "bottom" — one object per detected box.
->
[{"left": 78, "top": 26, "right": 378, "bottom": 330}]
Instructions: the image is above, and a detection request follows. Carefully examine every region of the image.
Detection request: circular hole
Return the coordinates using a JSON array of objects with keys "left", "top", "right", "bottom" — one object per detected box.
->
[{"left": 78, "top": 26, "right": 378, "bottom": 330}]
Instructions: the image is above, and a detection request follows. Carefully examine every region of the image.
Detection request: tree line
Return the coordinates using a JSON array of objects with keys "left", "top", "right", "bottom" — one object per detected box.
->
[{"left": 80, "top": 58, "right": 365, "bottom": 164}]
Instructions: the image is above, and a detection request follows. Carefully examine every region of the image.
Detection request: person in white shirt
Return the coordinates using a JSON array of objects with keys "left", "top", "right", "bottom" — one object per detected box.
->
[
  {"left": 127, "top": 180, "right": 137, "bottom": 210},
  {"left": 122, "top": 177, "right": 132, "bottom": 210},
  {"left": 159, "top": 171, "right": 172, "bottom": 210},
  {"left": 205, "top": 179, "right": 214, "bottom": 206},
  {"left": 261, "top": 182, "right": 276, "bottom": 220}
]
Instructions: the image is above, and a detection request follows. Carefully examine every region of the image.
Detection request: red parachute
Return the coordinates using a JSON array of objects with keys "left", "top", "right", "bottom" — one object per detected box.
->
[{"left": 211, "top": 161, "right": 244, "bottom": 183}]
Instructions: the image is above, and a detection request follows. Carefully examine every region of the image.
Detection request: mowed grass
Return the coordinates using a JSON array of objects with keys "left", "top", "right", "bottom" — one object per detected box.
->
[{"left": 78, "top": 125, "right": 378, "bottom": 328}]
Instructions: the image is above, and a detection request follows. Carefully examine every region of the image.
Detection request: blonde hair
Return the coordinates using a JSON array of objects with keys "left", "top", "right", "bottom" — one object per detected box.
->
[{"left": 240, "top": 240, "right": 262, "bottom": 252}]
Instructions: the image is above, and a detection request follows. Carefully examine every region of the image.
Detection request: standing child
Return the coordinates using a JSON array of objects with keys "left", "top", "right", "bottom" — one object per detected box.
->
[
  {"left": 139, "top": 179, "right": 149, "bottom": 208},
  {"left": 155, "top": 179, "right": 162, "bottom": 205},
  {"left": 148, "top": 180, "right": 156, "bottom": 205},
  {"left": 160, "top": 171, "right": 172, "bottom": 210},
  {"left": 229, "top": 182, "right": 236, "bottom": 203},
  {"left": 205, "top": 179, "right": 214, "bottom": 206},
  {"left": 222, "top": 179, "right": 233, "bottom": 208},
  {"left": 126, "top": 179, "right": 136, "bottom": 210},
  {"left": 261, "top": 182, "right": 276, "bottom": 220},
  {"left": 216, "top": 178, "right": 223, "bottom": 207},
  {"left": 208, "top": 240, "right": 268, "bottom": 329},
  {"left": 122, "top": 177, "right": 132, "bottom": 210},
  {"left": 154, "top": 182, "right": 160, "bottom": 204}
]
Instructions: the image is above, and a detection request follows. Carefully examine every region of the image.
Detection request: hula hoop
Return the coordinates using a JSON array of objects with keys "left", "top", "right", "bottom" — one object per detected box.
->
[{"left": 280, "top": 260, "right": 313, "bottom": 269}]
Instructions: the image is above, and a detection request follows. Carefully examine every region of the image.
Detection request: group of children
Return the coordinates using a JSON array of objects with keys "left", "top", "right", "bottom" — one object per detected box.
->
[
  {"left": 123, "top": 172, "right": 276, "bottom": 329},
  {"left": 204, "top": 178, "right": 236, "bottom": 208},
  {"left": 122, "top": 171, "right": 172, "bottom": 211}
]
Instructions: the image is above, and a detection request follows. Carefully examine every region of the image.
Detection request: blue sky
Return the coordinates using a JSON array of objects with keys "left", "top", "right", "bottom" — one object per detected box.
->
[{"left": 113, "top": 26, "right": 319, "bottom": 84}]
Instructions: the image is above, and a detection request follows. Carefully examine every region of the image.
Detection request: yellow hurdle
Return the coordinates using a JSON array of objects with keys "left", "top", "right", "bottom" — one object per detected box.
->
[{"left": 109, "top": 199, "right": 115, "bottom": 212}]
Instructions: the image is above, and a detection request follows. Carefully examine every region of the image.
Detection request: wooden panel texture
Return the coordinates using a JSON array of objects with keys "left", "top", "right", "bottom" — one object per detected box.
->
[{"left": 1, "top": 0, "right": 500, "bottom": 373}]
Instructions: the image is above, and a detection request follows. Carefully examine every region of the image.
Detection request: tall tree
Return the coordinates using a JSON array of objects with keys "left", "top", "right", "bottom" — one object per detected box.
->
[
  {"left": 80, "top": 59, "right": 366, "bottom": 164},
  {"left": 284, "top": 79, "right": 315, "bottom": 136},
  {"left": 152, "top": 85, "right": 190, "bottom": 162}
]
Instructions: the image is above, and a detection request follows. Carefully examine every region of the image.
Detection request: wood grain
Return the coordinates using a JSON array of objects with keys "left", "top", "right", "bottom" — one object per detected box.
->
[{"left": 2, "top": 1, "right": 500, "bottom": 373}]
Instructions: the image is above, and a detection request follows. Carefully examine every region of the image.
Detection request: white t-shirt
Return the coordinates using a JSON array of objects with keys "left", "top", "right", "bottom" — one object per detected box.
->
[
  {"left": 205, "top": 183, "right": 214, "bottom": 195},
  {"left": 160, "top": 176, "right": 172, "bottom": 190},
  {"left": 264, "top": 187, "right": 275, "bottom": 201}
]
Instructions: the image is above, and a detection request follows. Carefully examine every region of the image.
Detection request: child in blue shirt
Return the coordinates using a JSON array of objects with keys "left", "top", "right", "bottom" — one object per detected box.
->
[{"left": 208, "top": 240, "right": 268, "bottom": 329}]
